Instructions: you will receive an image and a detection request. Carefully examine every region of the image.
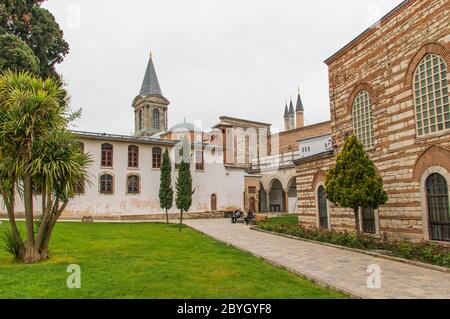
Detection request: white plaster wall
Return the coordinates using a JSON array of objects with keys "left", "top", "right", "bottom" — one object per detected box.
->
[
  {"left": 3, "top": 138, "right": 245, "bottom": 217},
  {"left": 298, "top": 134, "right": 332, "bottom": 158}
]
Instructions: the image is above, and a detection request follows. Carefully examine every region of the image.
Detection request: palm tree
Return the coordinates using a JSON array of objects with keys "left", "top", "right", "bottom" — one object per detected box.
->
[{"left": 0, "top": 71, "right": 91, "bottom": 263}]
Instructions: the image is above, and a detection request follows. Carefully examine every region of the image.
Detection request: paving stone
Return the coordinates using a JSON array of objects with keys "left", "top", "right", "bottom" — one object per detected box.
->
[{"left": 185, "top": 219, "right": 450, "bottom": 299}]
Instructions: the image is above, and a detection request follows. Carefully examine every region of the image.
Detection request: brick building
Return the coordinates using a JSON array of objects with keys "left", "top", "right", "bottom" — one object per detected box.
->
[{"left": 296, "top": 0, "right": 450, "bottom": 243}]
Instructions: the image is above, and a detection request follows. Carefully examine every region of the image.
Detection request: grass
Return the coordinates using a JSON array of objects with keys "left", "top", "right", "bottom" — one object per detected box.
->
[
  {"left": 264, "top": 214, "right": 299, "bottom": 226},
  {"left": 0, "top": 221, "right": 347, "bottom": 299}
]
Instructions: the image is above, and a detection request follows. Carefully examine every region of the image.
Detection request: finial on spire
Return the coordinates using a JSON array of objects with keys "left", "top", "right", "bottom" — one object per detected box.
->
[{"left": 150, "top": 51, "right": 153, "bottom": 59}]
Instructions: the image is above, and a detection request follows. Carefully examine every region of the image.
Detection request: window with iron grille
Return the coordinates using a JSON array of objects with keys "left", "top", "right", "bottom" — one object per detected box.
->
[
  {"left": 248, "top": 187, "right": 256, "bottom": 194},
  {"left": 138, "top": 109, "right": 143, "bottom": 131},
  {"left": 361, "top": 207, "right": 376, "bottom": 234},
  {"left": 152, "top": 109, "right": 160, "bottom": 130},
  {"left": 352, "top": 91, "right": 375, "bottom": 149},
  {"left": 195, "top": 150, "right": 204, "bottom": 170},
  {"left": 74, "top": 181, "right": 85, "bottom": 194},
  {"left": 100, "top": 174, "right": 113, "bottom": 194},
  {"left": 152, "top": 147, "right": 162, "bottom": 169},
  {"left": 426, "top": 173, "right": 450, "bottom": 242},
  {"left": 127, "top": 175, "right": 140, "bottom": 194},
  {"left": 128, "top": 145, "right": 139, "bottom": 168},
  {"left": 414, "top": 54, "right": 449, "bottom": 137},
  {"left": 318, "top": 186, "right": 328, "bottom": 229},
  {"left": 101, "top": 143, "right": 113, "bottom": 167}
]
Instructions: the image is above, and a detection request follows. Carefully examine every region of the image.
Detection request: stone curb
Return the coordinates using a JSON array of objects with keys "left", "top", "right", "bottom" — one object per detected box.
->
[
  {"left": 251, "top": 227, "right": 450, "bottom": 274},
  {"left": 185, "top": 224, "right": 364, "bottom": 299}
]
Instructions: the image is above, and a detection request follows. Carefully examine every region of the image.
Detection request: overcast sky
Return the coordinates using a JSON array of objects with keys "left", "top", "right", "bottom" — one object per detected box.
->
[{"left": 43, "top": 0, "right": 402, "bottom": 135}]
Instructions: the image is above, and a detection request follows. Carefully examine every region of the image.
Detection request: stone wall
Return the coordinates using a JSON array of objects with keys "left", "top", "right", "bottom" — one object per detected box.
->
[
  {"left": 271, "top": 121, "right": 331, "bottom": 155},
  {"left": 305, "top": 0, "right": 450, "bottom": 243}
]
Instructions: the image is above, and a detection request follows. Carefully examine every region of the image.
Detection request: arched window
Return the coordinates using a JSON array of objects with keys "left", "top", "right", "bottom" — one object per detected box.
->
[
  {"left": 317, "top": 186, "right": 328, "bottom": 229},
  {"left": 426, "top": 173, "right": 450, "bottom": 242},
  {"left": 100, "top": 174, "right": 113, "bottom": 194},
  {"left": 352, "top": 91, "right": 375, "bottom": 149},
  {"left": 101, "top": 143, "right": 113, "bottom": 167},
  {"left": 127, "top": 175, "right": 140, "bottom": 194},
  {"left": 152, "top": 109, "right": 160, "bottom": 130},
  {"left": 128, "top": 145, "right": 139, "bottom": 168},
  {"left": 211, "top": 194, "right": 217, "bottom": 211},
  {"left": 413, "top": 54, "right": 449, "bottom": 136},
  {"left": 138, "top": 109, "right": 143, "bottom": 131},
  {"left": 152, "top": 147, "right": 162, "bottom": 169},
  {"left": 74, "top": 181, "right": 85, "bottom": 194}
]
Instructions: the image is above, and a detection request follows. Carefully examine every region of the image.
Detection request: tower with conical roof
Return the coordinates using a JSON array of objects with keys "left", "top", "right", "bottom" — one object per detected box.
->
[
  {"left": 132, "top": 52, "right": 170, "bottom": 136},
  {"left": 295, "top": 88, "right": 304, "bottom": 129},
  {"left": 288, "top": 97, "right": 295, "bottom": 130},
  {"left": 283, "top": 102, "right": 289, "bottom": 131}
]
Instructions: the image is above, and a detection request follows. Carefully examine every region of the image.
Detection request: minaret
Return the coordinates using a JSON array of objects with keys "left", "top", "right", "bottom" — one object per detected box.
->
[
  {"left": 295, "top": 88, "right": 305, "bottom": 129},
  {"left": 288, "top": 97, "right": 295, "bottom": 130},
  {"left": 283, "top": 102, "right": 289, "bottom": 131},
  {"left": 132, "top": 52, "right": 170, "bottom": 137}
]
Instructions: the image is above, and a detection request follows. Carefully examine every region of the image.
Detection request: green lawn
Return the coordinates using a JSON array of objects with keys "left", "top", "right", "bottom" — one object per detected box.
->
[
  {"left": 0, "top": 221, "right": 346, "bottom": 299},
  {"left": 264, "top": 215, "right": 299, "bottom": 226}
]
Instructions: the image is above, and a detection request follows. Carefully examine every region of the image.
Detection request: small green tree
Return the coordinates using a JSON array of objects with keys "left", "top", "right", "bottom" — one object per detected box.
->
[
  {"left": 325, "top": 135, "right": 388, "bottom": 233},
  {"left": 159, "top": 149, "right": 173, "bottom": 224},
  {"left": 0, "top": 34, "right": 40, "bottom": 74},
  {"left": 175, "top": 160, "right": 192, "bottom": 232}
]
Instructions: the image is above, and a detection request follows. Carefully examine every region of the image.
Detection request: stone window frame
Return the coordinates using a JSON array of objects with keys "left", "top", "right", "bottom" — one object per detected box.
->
[
  {"left": 315, "top": 182, "right": 331, "bottom": 230},
  {"left": 413, "top": 54, "right": 449, "bottom": 137},
  {"left": 357, "top": 207, "right": 380, "bottom": 237},
  {"left": 351, "top": 90, "right": 375, "bottom": 150},
  {"left": 138, "top": 108, "right": 144, "bottom": 131},
  {"left": 101, "top": 143, "right": 114, "bottom": 168},
  {"left": 152, "top": 147, "right": 162, "bottom": 170},
  {"left": 152, "top": 108, "right": 160, "bottom": 131},
  {"left": 128, "top": 145, "right": 139, "bottom": 168},
  {"left": 126, "top": 173, "right": 141, "bottom": 195},
  {"left": 195, "top": 149, "right": 204, "bottom": 171},
  {"left": 405, "top": 43, "right": 450, "bottom": 140},
  {"left": 419, "top": 166, "right": 450, "bottom": 243},
  {"left": 99, "top": 172, "right": 114, "bottom": 195}
]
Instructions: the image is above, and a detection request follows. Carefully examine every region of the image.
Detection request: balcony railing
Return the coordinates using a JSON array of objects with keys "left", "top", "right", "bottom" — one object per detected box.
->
[{"left": 250, "top": 151, "right": 301, "bottom": 171}]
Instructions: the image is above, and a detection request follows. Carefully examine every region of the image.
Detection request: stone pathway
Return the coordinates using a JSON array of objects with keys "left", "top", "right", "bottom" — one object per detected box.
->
[{"left": 185, "top": 219, "right": 450, "bottom": 299}]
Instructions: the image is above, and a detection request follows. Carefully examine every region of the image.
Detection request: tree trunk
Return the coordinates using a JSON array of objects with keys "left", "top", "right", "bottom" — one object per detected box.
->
[
  {"left": 165, "top": 208, "right": 169, "bottom": 225},
  {"left": 354, "top": 207, "right": 361, "bottom": 235},
  {"left": 22, "top": 174, "right": 35, "bottom": 250},
  {"left": 179, "top": 210, "right": 184, "bottom": 232}
]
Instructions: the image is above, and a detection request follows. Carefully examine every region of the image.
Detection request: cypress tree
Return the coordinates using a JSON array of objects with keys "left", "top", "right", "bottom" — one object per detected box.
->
[
  {"left": 159, "top": 149, "right": 173, "bottom": 224},
  {"left": 175, "top": 160, "right": 193, "bottom": 232},
  {"left": 325, "top": 135, "right": 388, "bottom": 233}
]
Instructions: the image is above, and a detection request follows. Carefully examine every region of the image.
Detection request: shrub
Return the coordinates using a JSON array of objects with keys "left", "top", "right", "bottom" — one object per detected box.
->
[
  {"left": 2, "top": 228, "right": 23, "bottom": 259},
  {"left": 258, "top": 223, "right": 450, "bottom": 268}
]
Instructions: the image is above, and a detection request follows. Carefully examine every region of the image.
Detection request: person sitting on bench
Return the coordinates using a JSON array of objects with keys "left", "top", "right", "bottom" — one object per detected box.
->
[
  {"left": 244, "top": 211, "right": 255, "bottom": 225},
  {"left": 231, "top": 209, "right": 243, "bottom": 224}
]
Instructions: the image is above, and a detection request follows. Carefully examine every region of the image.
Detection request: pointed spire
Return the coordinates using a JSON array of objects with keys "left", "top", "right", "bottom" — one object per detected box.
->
[
  {"left": 139, "top": 52, "right": 163, "bottom": 97},
  {"left": 296, "top": 87, "right": 304, "bottom": 112},
  {"left": 289, "top": 97, "right": 295, "bottom": 115},
  {"left": 284, "top": 101, "right": 289, "bottom": 119}
]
